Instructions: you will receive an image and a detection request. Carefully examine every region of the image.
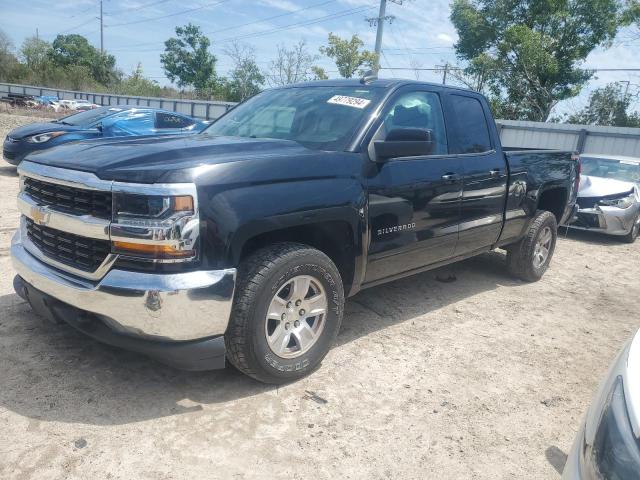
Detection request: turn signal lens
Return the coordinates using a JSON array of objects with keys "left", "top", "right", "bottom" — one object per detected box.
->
[
  {"left": 173, "top": 195, "right": 194, "bottom": 212},
  {"left": 112, "top": 241, "right": 194, "bottom": 259}
]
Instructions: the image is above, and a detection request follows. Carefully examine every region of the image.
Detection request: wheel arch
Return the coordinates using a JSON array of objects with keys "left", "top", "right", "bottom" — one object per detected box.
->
[
  {"left": 536, "top": 186, "right": 568, "bottom": 224},
  {"left": 233, "top": 220, "right": 360, "bottom": 296}
]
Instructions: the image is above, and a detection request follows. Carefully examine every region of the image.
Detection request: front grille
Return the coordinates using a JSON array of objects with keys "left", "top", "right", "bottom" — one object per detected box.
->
[
  {"left": 24, "top": 177, "right": 112, "bottom": 219},
  {"left": 26, "top": 218, "right": 111, "bottom": 272},
  {"left": 3, "top": 149, "right": 16, "bottom": 160}
]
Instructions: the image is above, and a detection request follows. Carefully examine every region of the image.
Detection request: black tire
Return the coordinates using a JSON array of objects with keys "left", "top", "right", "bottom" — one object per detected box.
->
[
  {"left": 621, "top": 215, "right": 639, "bottom": 244},
  {"left": 225, "top": 242, "right": 344, "bottom": 384},
  {"left": 506, "top": 210, "right": 558, "bottom": 282}
]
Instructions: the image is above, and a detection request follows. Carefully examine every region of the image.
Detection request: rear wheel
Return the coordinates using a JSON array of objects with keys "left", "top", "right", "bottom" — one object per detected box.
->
[
  {"left": 225, "top": 243, "right": 344, "bottom": 384},
  {"left": 506, "top": 210, "right": 558, "bottom": 282}
]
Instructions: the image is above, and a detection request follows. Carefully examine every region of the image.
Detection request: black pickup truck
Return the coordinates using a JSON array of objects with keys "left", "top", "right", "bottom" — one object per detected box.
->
[{"left": 11, "top": 79, "right": 580, "bottom": 383}]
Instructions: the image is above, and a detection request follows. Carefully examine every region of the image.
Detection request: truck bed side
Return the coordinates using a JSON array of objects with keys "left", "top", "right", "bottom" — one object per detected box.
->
[{"left": 497, "top": 149, "right": 579, "bottom": 247}]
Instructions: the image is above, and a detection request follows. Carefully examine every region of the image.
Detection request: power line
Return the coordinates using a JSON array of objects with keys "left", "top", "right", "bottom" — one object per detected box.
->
[
  {"left": 111, "top": 4, "right": 375, "bottom": 52},
  {"left": 104, "top": 0, "right": 173, "bottom": 16},
  {"left": 106, "top": 0, "right": 232, "bottom": 27},
  {"left": 108, "top": 0, "right": 338, "bottom": 51}
]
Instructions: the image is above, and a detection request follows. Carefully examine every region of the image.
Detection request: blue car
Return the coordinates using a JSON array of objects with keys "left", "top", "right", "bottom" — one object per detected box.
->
[{"left": 3, "top": 106, "right": 210, "bottom": 166}]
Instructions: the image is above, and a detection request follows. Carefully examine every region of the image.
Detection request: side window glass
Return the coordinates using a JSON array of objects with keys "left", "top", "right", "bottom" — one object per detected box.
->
[
  {"left": 450, "top": 95, "right": 492, "bottom": 154},
  {"left": 155, "top": 112, "right": 194, "bottom": 129},
  {"left": 374, "top": 91, "right": 448, "bottom": 156}
]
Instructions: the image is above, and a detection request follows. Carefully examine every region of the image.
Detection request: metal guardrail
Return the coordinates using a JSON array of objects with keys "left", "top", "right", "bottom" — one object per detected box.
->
[{"left": 0, "top": 82, "right": 237, "bottom": 120}]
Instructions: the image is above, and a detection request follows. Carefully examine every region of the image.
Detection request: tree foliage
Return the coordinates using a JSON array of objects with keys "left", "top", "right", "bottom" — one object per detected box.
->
[
  {"left": 564, "top": 83, "right": 640, "bottom": 127},
  {"left": 320, "top": 33, "right": 378, "bottom": 78},
  {"left": 267, "top": 40, "right": 319, "bottom": 86},
  {"left": 0, "top": 29, "right": 21, "bottom": 82},
  {"left": 451, "top": 0, "right": 621, "bottom": 121},
  {"left": 223, "top": 42, "right": 264, "bottom": 102},
  {"left": 50, "top": 34, "right": 119, "bottom": 86},
  {"left": 161, "top": 23, "right": 218, "bottom": 96}
]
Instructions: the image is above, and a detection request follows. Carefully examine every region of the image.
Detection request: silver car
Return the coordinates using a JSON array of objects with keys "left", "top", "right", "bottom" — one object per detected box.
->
[
  {"left": 563, "top": 329, "right": 640, "bottom": 479},
  {"left": 569, "top": 154, "right": 640, "bottom": 243}
]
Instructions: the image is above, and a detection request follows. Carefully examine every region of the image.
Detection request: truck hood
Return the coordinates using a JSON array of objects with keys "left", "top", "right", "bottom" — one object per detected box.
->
[
  {"left": 8, "top": 121, "right": 87, "bottom": 140},
  {"left": 23, "top": 134, "right": 324, "bottom": 183},
  {"left": 578, "top": 175, "right": 635, "bottom": 198}
]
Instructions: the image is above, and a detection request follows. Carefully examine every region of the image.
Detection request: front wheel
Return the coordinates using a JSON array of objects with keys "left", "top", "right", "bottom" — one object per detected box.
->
[
  {"left": 622, "top": 214, "right": 639, "bottom": 244},
  {"left": 506, "top": 210, "right": 558, "bottom": 282},
  {"left": 225, "top": 243, "right": 344, "bottom": 384}
]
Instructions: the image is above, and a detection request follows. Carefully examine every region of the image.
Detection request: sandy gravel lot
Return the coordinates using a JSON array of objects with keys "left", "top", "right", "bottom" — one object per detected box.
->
[{"left": 0, "top": 112, "right": 639, "bottom": 480}]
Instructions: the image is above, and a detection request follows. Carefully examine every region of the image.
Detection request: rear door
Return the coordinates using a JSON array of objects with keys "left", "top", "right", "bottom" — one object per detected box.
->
[
  {"left": 364, "top": 86, "right": 463, "bottom": 284},
  {"left": 445, "top": 93, "right": 508, "bottom": 255}
]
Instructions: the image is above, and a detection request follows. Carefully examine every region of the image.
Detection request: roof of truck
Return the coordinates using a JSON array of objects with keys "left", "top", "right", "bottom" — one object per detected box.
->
[{"left": 285, "top": 78, "right": 475, "bottom": 94}]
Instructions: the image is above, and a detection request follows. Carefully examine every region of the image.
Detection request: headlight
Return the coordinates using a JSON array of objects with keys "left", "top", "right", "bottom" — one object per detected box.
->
[
  {"left": 25, "top": 131, "right": 66, "bottom": 143},
  {"left": 110, "top": 192, "right": 199, "bottom": 261},
  {"left": 580, "top": 376, "right": 640, "bottom": 479},
  {"left": 599, "top": 193, "right": 635, "bottom": 209}
]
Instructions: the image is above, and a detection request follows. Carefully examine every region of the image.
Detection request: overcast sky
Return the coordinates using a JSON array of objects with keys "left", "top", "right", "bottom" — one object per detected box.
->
[{"left": 2, "top": 0, "right": 639, "bottom": 116}]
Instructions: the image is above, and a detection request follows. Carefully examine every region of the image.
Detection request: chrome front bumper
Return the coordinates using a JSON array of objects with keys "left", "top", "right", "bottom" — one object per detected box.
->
[{"left": 11, "top": 228, "right": 236, "bottom": 342}]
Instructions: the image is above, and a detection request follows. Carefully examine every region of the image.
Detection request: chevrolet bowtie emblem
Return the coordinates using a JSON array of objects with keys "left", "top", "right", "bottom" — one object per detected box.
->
[{"left": 30, "top": 205, "right": 50, "bottom": 225}]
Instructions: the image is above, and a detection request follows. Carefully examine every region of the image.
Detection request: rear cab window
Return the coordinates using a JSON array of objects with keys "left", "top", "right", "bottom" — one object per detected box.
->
[{"left": 449, "top": 95, "right": 492, "bottom": 154}]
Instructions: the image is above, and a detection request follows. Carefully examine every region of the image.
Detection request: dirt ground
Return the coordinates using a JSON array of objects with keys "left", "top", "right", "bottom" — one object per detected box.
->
[{"left": 0, "top": 111, "right": 639, "bottom": 480}]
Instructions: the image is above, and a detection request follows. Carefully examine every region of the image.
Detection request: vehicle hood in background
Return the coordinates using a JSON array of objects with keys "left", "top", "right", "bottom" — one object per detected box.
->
[
  {"left": 22, "top": 134, "right": 332, "bottom": 183},
  {"left": 578, "top": 175, "right": 635, "bottom": 198},
  {"left": 7, "top": 122, "right": 87, "bottom": 140}
]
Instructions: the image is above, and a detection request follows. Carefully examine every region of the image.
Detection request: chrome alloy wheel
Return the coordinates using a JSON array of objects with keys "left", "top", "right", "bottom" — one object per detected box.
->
[
  {"left": 533, "top": 226, "right": 553, "bottom": 269},
  {"left": 265, "top": 275, "right": 328, "bottom": 359}
]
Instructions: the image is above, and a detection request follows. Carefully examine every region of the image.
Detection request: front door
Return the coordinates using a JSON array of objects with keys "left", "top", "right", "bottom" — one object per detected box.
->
[{"left": 364, "top": 88, "right": 462, "bottom": 284}]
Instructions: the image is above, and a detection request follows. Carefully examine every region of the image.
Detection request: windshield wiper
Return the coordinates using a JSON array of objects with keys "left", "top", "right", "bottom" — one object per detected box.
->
[{"left": 55, "top": 120, "right": 74, "bottom": 126}]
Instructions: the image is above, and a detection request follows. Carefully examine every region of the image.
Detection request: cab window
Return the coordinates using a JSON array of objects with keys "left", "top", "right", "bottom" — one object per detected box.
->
[
  {"left": 373, "top": 91, "right": 448, "bottom": 156},
  {"left": 449, "top": 95, "right": 492, "bottom": 154}
]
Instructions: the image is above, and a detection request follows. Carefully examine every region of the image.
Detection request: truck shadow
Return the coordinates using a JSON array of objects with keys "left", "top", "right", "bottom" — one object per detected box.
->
[
  {"left": 0, "top": 251, "right": 518, "bottom": 426},
  {"left": 0, "top": 165, "right": 18, "bottom": 177}
]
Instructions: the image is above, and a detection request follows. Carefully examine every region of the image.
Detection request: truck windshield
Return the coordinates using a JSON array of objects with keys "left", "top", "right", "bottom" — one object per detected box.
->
[
  {"left": 581, "top": 156, "right": 640, "bottom": 185},
  {"left": 203, "top": 86, "right": 384, "bottom": 151}
]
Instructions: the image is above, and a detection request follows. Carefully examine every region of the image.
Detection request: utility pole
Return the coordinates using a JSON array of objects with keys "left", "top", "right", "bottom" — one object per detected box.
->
[
  {"left": 36, "top": 28, "right": 39, "bottom": 41},
  {"left": 442, "top": 63, "right": 449, "bottom": 85},
  {"left": 373, "top": 0, "right": 387, "bottom": 62},
  {"left": 366, "top": 0, "right": 404, "bottom": 74},
  {"left": 100, "top": 0, "right": 104, "bottom": 53}
]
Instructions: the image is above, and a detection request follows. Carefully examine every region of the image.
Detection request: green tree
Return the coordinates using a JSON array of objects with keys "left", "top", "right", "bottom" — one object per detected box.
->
[
  {"left": 451, "top": 0, "right": 621, "bottom": 121},
  {"left": 565, "top": 83, "right": 640, "bottom": 127},
  {"left": 19, "top": 37, "right": 51, "bottom": 71},
  {"left": 320, "top": 33, "right": 378, "bottom": 78},
  {"left": 622, "top": 0, "right": 640, "bottom": 24},
  {"left": 50, "top": 34, "right": 118, "bottom": 85},
  {"left": 267, "top": 40, "right": 319, "bottom": 87},
  {"left": 160, "top": 23, "right": 218, "bottom": 97},
  {"left": 310, "top": 65, "right": 328, "bottom": 80},
  {"left": 115, "top": 63, "right": 164, "bottom": 97},
  {"left": 0, "top": 29, "right": 21, "bottom": 82},
  {"left": 222, "top": 42, "right": 264, "bottom": 102}
]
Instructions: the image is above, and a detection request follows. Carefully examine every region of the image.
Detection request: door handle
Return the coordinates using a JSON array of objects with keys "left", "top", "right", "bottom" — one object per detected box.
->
[
  {"left": 441, "top": 173, "right": 460, "bottom": 181},
  {"left": 489, "top": 169, "right": 501, "bottom": 177}
]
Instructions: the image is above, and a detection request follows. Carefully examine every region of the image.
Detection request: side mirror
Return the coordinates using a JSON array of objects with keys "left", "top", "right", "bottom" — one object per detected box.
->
[{"left": 374, "top": 128, "right": 434, "bottom": 161}]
